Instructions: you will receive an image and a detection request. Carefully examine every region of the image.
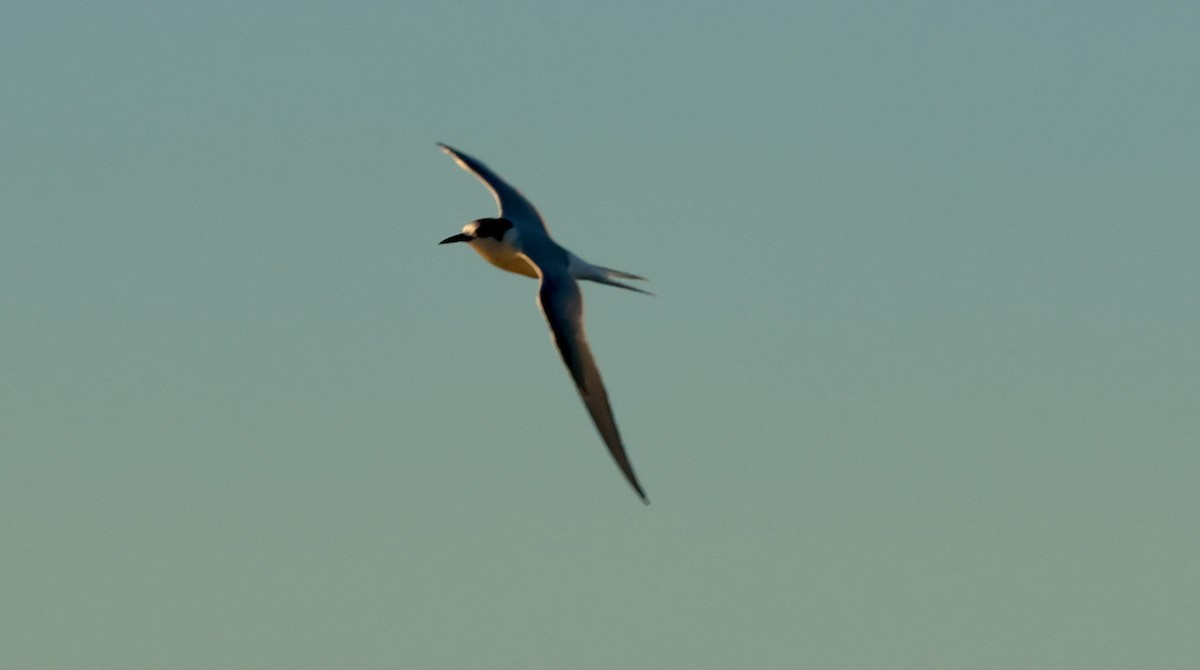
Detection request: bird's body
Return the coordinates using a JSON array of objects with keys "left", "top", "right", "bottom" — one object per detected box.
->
[
  {"left": 460, "top": 222, "right": 540, "bottom": 278},
  {"left": 436, "top": 143, "right": 650, "bottom": 503}
]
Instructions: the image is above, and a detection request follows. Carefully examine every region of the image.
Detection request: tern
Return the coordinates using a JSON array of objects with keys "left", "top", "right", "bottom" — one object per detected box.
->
[{"left": 436, "top": 143, "right": 651, "bottom": 503}]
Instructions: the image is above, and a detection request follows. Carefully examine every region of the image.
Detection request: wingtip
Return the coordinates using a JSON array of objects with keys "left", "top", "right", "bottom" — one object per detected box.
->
[{"left": 630, "top": 480, "right": 650, "bottom": 505}]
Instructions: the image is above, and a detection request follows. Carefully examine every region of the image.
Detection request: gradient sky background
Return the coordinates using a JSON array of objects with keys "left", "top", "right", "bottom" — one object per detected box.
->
[{"left": 3, "top": 2, "right": 1198, "bottom": 668}]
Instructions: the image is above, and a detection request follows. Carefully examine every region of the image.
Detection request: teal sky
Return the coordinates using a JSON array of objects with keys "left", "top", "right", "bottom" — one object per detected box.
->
[{"left": 3, "top": 2, "right": 1198, "bottom": 668}]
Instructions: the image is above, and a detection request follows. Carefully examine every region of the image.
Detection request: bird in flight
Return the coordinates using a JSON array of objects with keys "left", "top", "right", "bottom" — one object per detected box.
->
[{"left": 436, "top": 143, "right": 651, "bottom": 503}]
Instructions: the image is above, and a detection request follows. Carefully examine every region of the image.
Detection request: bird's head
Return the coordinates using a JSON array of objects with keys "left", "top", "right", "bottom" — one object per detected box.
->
[{"left": 438, "top": 218, "right": 516, "bottom": 247}]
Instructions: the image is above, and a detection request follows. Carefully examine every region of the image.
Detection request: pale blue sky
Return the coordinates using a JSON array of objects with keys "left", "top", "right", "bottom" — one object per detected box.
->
[{"left": 2, "top": 2, "right": 1198, "bottom": 668}]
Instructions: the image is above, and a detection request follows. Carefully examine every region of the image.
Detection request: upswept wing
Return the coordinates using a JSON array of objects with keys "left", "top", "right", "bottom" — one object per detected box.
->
[
  {"left": 537, "top": 271, "right": 648, "bottom": 503},
  {"left": 437, "top": 143, "right": 550, "bottom": 237}
]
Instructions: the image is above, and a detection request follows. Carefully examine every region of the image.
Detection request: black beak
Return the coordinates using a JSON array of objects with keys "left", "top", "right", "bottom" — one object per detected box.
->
[{"left": 439, "top": 233, "right": 473, "bottom": 245}]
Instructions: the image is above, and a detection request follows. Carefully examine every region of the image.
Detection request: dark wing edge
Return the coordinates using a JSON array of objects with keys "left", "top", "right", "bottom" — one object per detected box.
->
[
  {"left": 436, "top": 143, "right": 548, "bottom": 234},
  {"left": 537, "top": 273, "right": 649, "bottom": 504}
]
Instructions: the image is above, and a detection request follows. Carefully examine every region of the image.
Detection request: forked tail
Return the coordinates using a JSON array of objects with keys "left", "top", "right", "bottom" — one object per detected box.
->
[{"left": 579, "top": 262, "right": 653, "bottom": 295}]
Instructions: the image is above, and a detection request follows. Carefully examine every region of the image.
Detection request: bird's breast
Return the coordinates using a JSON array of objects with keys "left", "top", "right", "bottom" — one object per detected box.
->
[{"left": 470, "top": 239, "right": 540, "bottom": 279}]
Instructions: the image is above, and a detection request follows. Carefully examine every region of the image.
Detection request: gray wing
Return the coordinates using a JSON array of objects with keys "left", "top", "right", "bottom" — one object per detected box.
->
[
  {"left": 537, "top": 271, "right": 648, "bottom": 503},
  {"left": 437, "top": 143, "right": 551, "bottom": 238}
]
